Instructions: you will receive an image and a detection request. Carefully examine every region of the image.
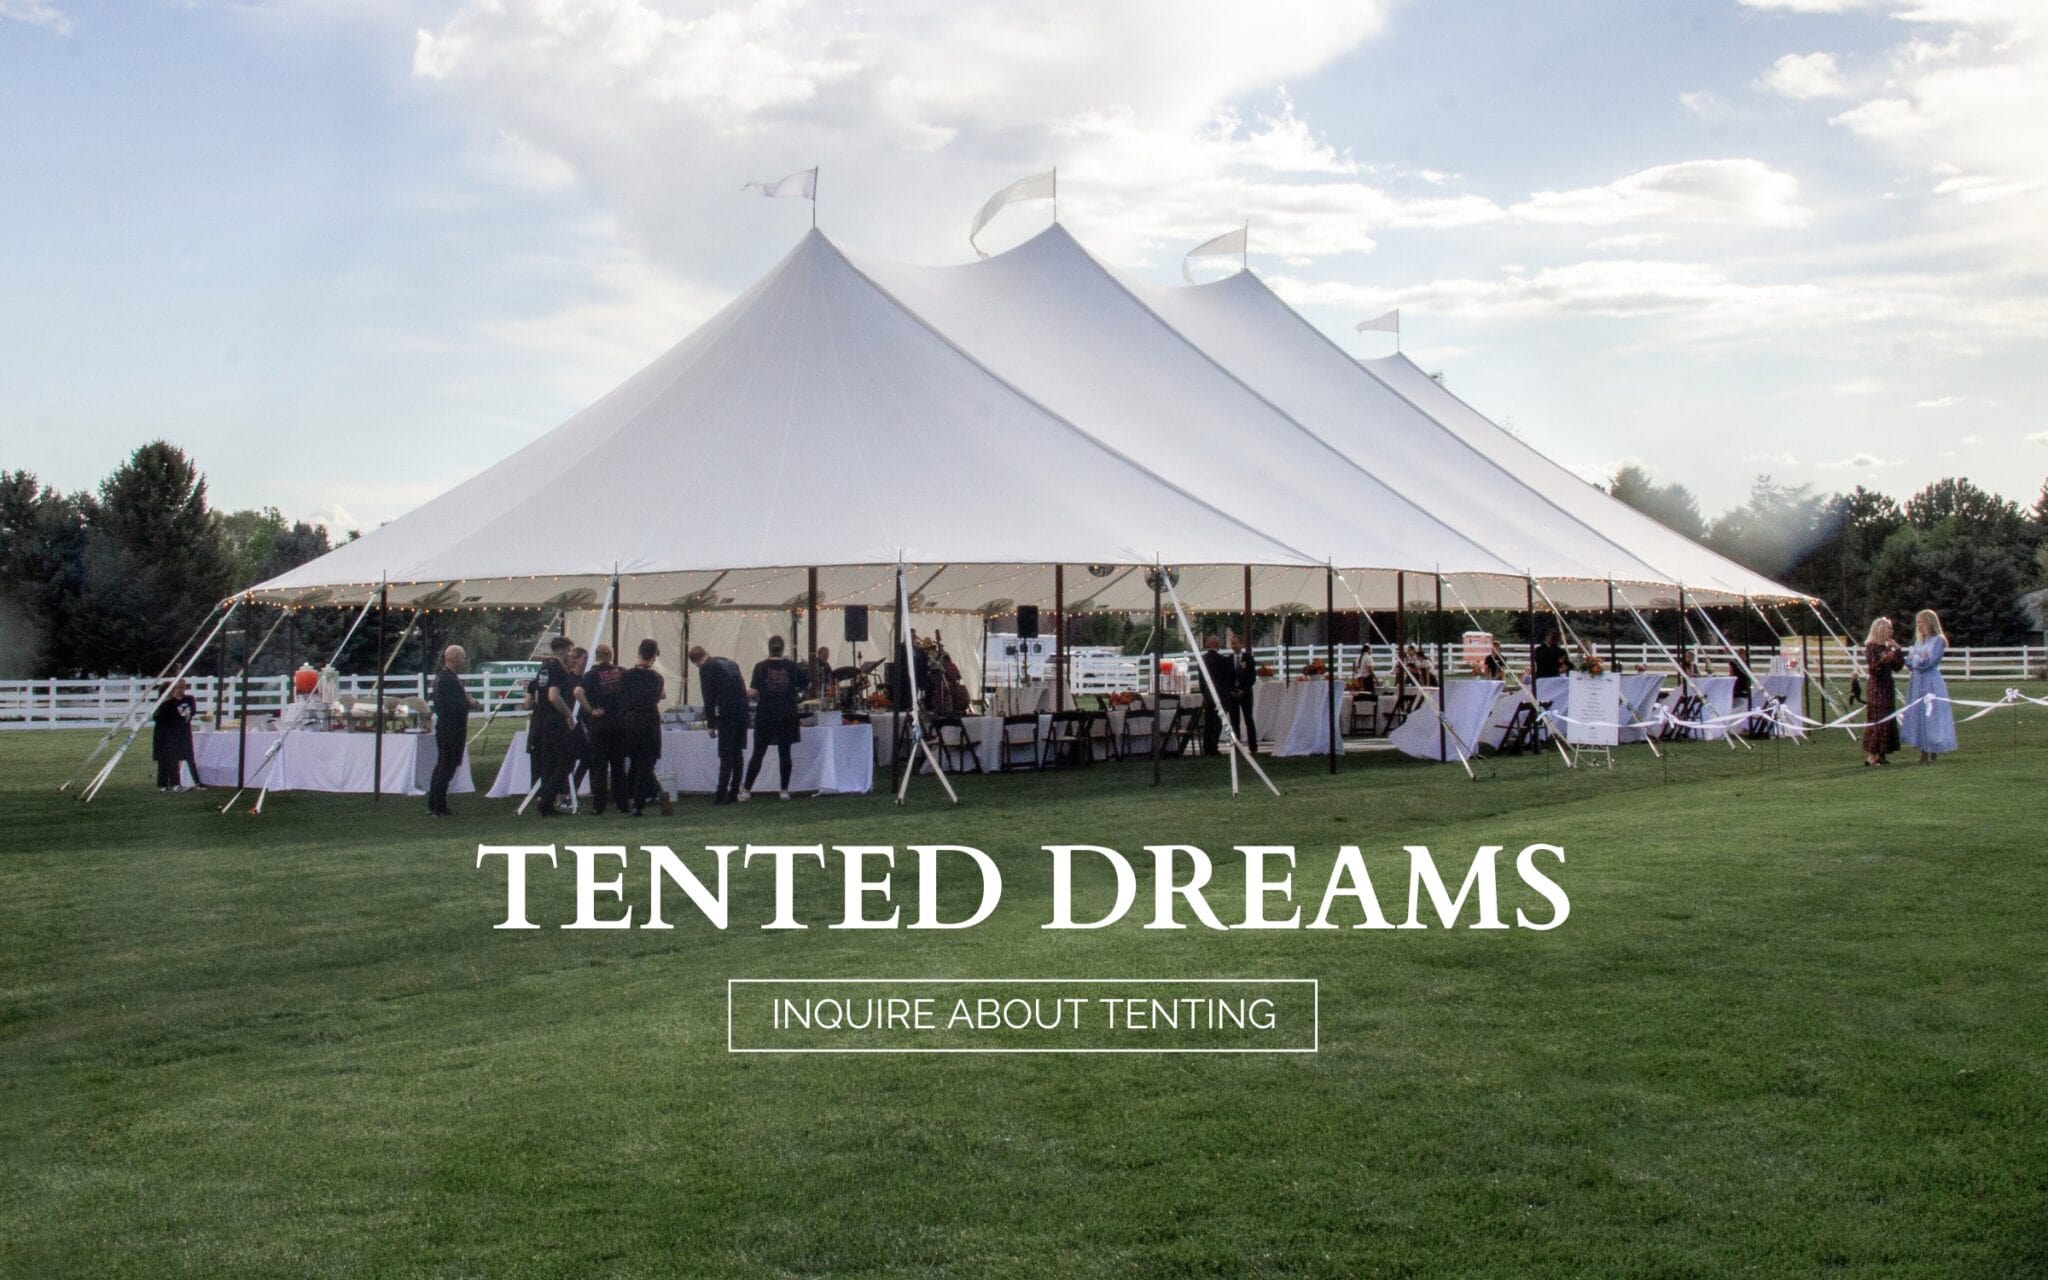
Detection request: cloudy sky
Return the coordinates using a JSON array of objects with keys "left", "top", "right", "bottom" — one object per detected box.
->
[{"left": 4, "top": 0, "right": 2044, "bottom": 532}]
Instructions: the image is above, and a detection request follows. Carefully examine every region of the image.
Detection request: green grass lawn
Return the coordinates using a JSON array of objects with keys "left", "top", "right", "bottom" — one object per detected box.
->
[{"left": 4, "top": 688, "right": 2046, "bottom": 1277}]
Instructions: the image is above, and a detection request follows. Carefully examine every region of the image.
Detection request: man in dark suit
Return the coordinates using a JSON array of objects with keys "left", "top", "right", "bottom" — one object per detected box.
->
[
  {"left": 690, "top": 645, "right": 751, "bottom": 804},
  {"left": 427, "top": 645, "right": 479, "bottom": 816},
  {"left": 1199, "top": 634, "right": 1238, "bottom": 757}
]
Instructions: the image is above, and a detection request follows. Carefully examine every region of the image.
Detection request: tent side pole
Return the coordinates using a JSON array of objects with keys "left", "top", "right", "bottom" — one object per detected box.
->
[
  {"left": 1241, "top": 565, "right": 1253, "bottom": 656},
  {"left": 1742, "top": 595, "right": 1753, "bottom": 677},
  {"left": 1526, "top": 577, "right": 1537, "bottom": 675},
  {"left": 236, "top": 610, "right": 252, "bottom": 789},
  {"left": 1802, "top": 631, "right": 1813, "bottom": 723},
  {"left": 1677, "top": 586, "right": 1688, "bottom": 672},
  {"left": 1152, "top": 567, "right": 1164, "bottom": 788},
  {"left": 1325, "top": 565, "right": 1337, "bottom": 775},
  {"left": 373, "top": 582, "right": 387, "bottom": 803},
  {"left": 1055, "top": 564, "right": 1066, "bottom": 712},
  {"left": 807, "top": 567, "right": 819, "bottom": 694},
  {"left": 1395, "top": 573, "right": 1407, "bottom": 711},
  {"left": 1434, "top": 573, "right": 1446, "bottom": 764},
  {"left": 1606, "top": 580, "right": 1618, "bottom": 671}
]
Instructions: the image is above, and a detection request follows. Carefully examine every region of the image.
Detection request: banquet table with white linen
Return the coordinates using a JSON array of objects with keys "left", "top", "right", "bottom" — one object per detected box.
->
[
  {"left": 1387, "top": 681, "right": 1504, "bottom": 762},
  {"left": 193, "top": 729, "right": 469, "bottom": 796},
  {"left": 487, "top": 725, "right": 873, "bottom": 797},
  {"left": 1615, "top": 672, "right": 1668, "bottom": 744},
  {"left": 1687, "top": 675, "right": 1739, "bottom": 740},
  {"left": 1250, "top": 680, "right": 1353, "bottom": 756}
]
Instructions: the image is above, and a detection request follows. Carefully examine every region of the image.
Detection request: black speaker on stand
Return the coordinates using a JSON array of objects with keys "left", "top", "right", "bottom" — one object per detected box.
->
[
  {"left": 1016, "top": 605, "right": 1039, "bottom": 639},
  {"left": 844, "top": 605, "right": 869, "bottom": 643}
]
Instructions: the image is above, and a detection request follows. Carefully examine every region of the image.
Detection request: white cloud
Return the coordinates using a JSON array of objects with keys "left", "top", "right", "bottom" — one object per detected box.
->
[
  {"left": 1510, "top": 159, "right": 1811, "bottom": 228},
  {"left": 1680, "top": 90, "right": 1734, "bottom": 120},
  {"left": 1819, "top": 452, "right": 1906, "bottom": 468},
  {"left": 0, "top": 0, "right": 70, "bottom": 34},
  {"left": 1913, "top": 394, "right": 1977, "bottom": 407},
  {"left": 307, "top": 503, "right": 361, "bottom": 536},
  {"left": 1759, "top": 52, "right": 1850, "bottom": 99},
  {"left": 1588, "top": 232, "right": 1674, "bottom": 251},
  {"left": 1739, "top": 0, "right": 1870, "bottom": 10},
  {"left": 1834, "top": 376, "right": 1886, "bottom": 395},
  {"left": 2027, "top": 431, "right": 2048, "bottom": 447}
]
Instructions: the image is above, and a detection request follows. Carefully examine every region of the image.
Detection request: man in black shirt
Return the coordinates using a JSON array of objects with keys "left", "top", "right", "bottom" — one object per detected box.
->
[
  {"left": 531, "top": 635, "right": 577, "bottom": 817},
  {"left": 577, "top": 643, "right": 628, "bottom": 814},
  {"left": 428, "top": 644, "right": 480, "bottom": 816},
  {"left": 1531, "top": 628, "right": 1572, "bottom": 681},
  {"left": 691, "top": 644, "right": 750, "bottom": 804},
  {"left": 1198, "top": 635, "right": 1236, "bottom": 757},
  {"left": 616, "top": 638, "right": 667, "bottom": 816}
]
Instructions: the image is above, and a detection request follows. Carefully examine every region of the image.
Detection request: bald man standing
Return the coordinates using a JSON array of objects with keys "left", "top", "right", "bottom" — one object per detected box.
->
[{"left": 428, "top": 644, "right": 480, "bottom": 817}]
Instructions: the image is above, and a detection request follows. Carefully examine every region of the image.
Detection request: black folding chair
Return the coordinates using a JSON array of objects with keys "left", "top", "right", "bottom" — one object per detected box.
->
[{"left": 998, "top": 714, "right": 1040, "bottom": 771}]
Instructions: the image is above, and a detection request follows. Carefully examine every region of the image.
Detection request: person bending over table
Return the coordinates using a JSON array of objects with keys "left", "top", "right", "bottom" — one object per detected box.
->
[{"left": 691, "top": 645, "right": 750, "bottom": 805}]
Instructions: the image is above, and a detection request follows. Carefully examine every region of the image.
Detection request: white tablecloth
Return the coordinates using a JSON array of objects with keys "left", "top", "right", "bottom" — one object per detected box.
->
[
  {"left": 1690, "top": 675, "right": 1738, "bottom": 740},
  {"left": 1616, "top": 673, "right": 1667, "bottom": 744},
  {"left": 1388, "top": 681, "right": 1504, "bottom": 762},
  {"left": 1744, "top": 674, "right": 1806, "bottom": 737},
  {"left": 193, "top": 730, "right": 469, "bottom": 796},
  {"left": 985, "top": 686, "right": 1053, "bottom": 718},
  {"left": 1251, "top": 680, "right": 1351, "bottom": 757},
  {"left": 487, "top": 725, "right": 873, "bottom": 797}
]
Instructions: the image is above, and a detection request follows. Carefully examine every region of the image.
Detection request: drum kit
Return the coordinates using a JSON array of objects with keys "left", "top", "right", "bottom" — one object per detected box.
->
[{"left": 831, "top": 660, "right": 884, "bottom": 711}]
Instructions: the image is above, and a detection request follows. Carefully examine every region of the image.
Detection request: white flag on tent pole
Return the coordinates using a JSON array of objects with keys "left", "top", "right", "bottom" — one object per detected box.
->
[
  {"left": 969, "top": 168, "right": 1056, "bottom": 258},
  {"left": 1182, "top": 224, "right": 1248, "bottom": 282},
  {"left": 1356, "top": 308, "right": 1399, "bottom": 335},
  {"left": 742, "top": 167, "right": 817, "bottom": 200}
]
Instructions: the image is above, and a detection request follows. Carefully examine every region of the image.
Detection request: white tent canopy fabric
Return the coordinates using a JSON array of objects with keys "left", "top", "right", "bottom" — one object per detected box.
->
[{"left": 248, "top": 224, "right": 1803, "bottom": 615}]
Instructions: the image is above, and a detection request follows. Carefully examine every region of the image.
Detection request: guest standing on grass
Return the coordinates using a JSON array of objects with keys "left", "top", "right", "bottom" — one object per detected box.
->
[
  {"left": 1900, "top": 609, "right": 1958, "bottom": 764},
  {"left": 1861, "top": 617, "right": 1905, "bottom": 767},
  {"left": 616, "top": 639, "right": 667, "bottom": 816},
  {"left": 577, "top": 643, "right": 627, "bottom": 814},
  {"left": 152, "top": 677, "right": 199, "bottom": 792},
  {"left": 427, "top": 646, "right": 479, "bottom": 817},
  {"left": 531, "top": 635, "right": 577, "bottom": 816},
  {"left": 744, "top": 635, "right": 808, "bottom": 800},
  {"left": 1199, "top": 634, "right": 1236, "bottom": 756}
]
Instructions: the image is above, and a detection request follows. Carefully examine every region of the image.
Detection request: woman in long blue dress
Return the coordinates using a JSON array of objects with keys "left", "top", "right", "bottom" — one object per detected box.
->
[{"left": 1900, "top": 609, "right": 1958, "bottom": 763}]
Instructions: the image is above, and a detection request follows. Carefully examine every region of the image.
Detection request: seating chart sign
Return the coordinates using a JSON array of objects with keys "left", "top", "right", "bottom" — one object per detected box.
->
[{"left": 1563, "top": 672, "right": 1620, "bottom": 747}]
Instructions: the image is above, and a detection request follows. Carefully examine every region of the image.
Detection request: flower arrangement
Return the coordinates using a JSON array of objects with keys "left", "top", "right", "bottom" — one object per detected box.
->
[
  {"left": 1255, "top": 664, "right": 1276, "bottom": 678},
  {"left": 1108, "top": 691, "right": 1137, "bottom": 707},
  {"left": 867, "top": 691, "right": 892, "bottom": 709},
  {"left": 1344, "top": 676, "right": 1369, "bottom": 692},
  {"left": 1301, "top": 659, "right": 1328, "bottom": 678}
]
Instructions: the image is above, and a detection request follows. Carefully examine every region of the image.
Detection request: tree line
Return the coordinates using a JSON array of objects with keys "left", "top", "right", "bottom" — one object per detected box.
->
[
  {"left": 1607, "top": 466, "right": 2048, "bottom": 646},
  {"left": 0, "top": 443, "right": 539, "bottom": 681},
  {"left": 1, "top": 442, "right": 2043, "bottom": 679}
]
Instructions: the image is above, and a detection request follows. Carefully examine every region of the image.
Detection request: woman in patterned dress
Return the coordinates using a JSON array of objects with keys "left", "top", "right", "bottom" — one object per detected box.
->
[{"left": 1861, "top": 617, "right": 1905, "bottom": 766}]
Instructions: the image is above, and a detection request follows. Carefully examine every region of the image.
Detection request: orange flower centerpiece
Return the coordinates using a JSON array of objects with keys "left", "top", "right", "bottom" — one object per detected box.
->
[
  {"left": 1301, "top": 659, "right": 1328, "bottom": 679},
  {"left": 867, "top": 691, "right": 892, "bottom": 709}
]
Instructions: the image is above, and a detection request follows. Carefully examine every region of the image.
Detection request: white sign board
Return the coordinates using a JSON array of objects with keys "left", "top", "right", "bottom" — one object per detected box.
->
[{"left": 1564, "top": 672, "right": 1621, "bottom": 747}]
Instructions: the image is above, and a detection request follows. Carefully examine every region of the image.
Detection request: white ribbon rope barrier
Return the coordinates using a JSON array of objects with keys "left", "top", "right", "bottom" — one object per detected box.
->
[{"left": 1613, "top": 586, "right": 1741, "bottom": 753}]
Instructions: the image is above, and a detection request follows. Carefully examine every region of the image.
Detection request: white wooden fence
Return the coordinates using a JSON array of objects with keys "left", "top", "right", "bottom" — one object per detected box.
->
[{"left": 8, "top": 642, "right": 2039, "bottom": 727}]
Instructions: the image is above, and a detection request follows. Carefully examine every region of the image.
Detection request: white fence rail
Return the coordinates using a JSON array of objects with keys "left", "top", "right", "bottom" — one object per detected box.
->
[{"left": 8, "top": 642, "right": 2039, "bottom": 727}]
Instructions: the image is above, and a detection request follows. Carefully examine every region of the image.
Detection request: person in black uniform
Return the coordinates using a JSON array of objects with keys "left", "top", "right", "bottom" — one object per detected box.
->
[
  {"left": 1198, "top": 635, "right": 1237, "bottom": 756},
  {"left": 531, "top": 635, "right": 578, "bottom": 817},
  {"left": 744, "top": 635, "right": 809, "bottom": 800},
  {"left": 1230, "top": 638, "right": 1257, "bottom": 749},
  {"left": 616, "top": 638, "right": 666, "bottom": 816},
  {"left": 1531, "top": 628, "right": 1572, "bottom": 680},
  {"left": 577, "top": 643, "right": 627, "bottom": 814},
  {"left": 152, "top": 677, "right": 199, "bottom": 791},
  {"left": 427, "top": 644, "right": 480, "bottom": 816},
  {"left": 691, "top": 645, "right": 750, "bottom": 804}
]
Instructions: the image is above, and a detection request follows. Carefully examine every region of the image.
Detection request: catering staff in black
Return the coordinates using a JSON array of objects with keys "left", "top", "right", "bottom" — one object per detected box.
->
[
  {"left": 152, "top": 677, "right": 199, "bottom": 791},
  {"left": 427, "top": 645, "right": 480, "bottom": 816},
  {"left": 577, "top": 643, "right": 628, "bottom": 814},
  {"left": 1230, "top": 638, "right": 1257, "bottom": 748},
  {"left": 1199, "top": 635, "right": 1236, "bottom": 756},
  {"left": 691, "top": 645, "right": 750, "bottom": 805},
  {"left": 744, "top": 635, "right": 809, "bottom": 800},
  {"left": 616, "top": 639, "right": 666, "bottom": 817},
  {"left": 1531, "top": 628, "right": 1571, "bottom": 680},
  {"left": 531, "top": 635, "right": 577, "bottom": 817}
]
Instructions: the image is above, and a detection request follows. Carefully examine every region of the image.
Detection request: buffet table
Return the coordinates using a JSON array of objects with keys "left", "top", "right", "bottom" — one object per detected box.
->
[
  {"left": 192, "top": 729, "right": 470, "bottom": 796},
  {"left": 487, "top": 725, "right": 873, "bottom": 797}
]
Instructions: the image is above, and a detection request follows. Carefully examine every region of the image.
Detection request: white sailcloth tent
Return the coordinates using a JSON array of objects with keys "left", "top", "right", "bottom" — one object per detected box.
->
[{"left": 246, "top": 223, "right": 1804, "bottom": 617}]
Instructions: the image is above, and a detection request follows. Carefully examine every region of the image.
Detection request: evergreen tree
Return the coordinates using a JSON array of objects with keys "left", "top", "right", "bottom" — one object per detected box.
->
[
  {"left": 1607, "top": 464, "right": 1708, "bottom": 541},
  {"left": 79, "top": 443, "right": 234, "bottom": 675}
]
